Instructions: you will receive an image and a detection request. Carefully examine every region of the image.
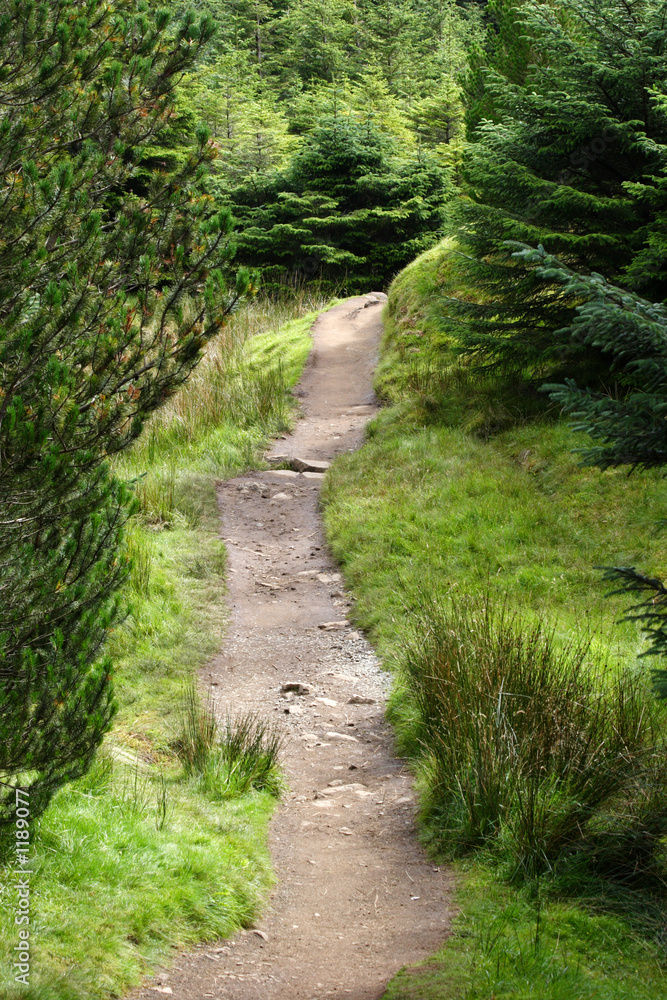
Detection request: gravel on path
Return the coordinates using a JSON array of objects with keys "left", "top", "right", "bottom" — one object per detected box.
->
[{"left": 129, "top": 294, "right": 453, "bottom": 1000}]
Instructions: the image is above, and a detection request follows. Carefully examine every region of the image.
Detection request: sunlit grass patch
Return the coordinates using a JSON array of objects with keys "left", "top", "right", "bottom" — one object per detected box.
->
[
  {"left": 384, "top": 866, "right": 667, "bottom": 1000},
  {"left": 323, "top": 409, "right": 667, "bottom": 660},
  {"left": 0, "top": 750, "right": 274, "bottom": 1000}
]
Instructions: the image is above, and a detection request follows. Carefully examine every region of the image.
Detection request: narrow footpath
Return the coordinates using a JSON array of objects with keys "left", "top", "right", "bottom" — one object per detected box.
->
[{"left": 132, "top": 295, "right": 453, "bottom": 1000}]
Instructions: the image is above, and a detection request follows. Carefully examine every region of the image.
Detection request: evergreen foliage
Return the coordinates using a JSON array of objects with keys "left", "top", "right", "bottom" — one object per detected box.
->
[
  {"left": 229, "top": 120, "right": 451, "bottom": 290},
  {"left": 505, "top": 243, "right": 667, "bottom": 684},
  {"left": 598, "top": 568, "right": 667, "bottom": 697},
  {"left": 0, "top": 0, "right": 248, "bottom": 823},
  {"left": 448, "top": 0, "right": 667, "bottom": 382},
  {"left": 523, "top": 252, "right": 667, "bottom": 473},
  {"left": 168, "top": 0, "right": 477, "bottom": 302},
  {"left": 182, "top": 53, "right": 297, "bottom": 185},
  {"left": 463, "top": 0, "right": 535, "bottom": 131},
  {"left": 173, "top": 0, "right": 477, "bottom": 189}
]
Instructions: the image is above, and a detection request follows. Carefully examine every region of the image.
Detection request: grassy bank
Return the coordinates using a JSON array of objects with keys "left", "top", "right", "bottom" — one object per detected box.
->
[
  {"left": 322, "top": 243, "right": 667, "bottom": 997},
  {"left": 323, "top": 408, "right": 667, "bottom": 665},
  {"left": 384, "top": 865, "right": 667, "bottom": 1000},
  {"left": 0, "top": 293, "right": 326, "bottom": 1000}
]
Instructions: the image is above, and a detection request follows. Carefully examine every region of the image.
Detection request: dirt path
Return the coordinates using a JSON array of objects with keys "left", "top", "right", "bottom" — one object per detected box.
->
[{"left": 133, "top": 295, "right": 453, "bottom": 1000}]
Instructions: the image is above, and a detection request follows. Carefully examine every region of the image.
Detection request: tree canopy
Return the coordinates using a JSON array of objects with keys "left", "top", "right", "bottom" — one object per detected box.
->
[
  {"left": 444, "top": 0, "right": 667, "bottom": 384},
  {"left": 228, "top": 119, "right": 452, "bottom": 290}
]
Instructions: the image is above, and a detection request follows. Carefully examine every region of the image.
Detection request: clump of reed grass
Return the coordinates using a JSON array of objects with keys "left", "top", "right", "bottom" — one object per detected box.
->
[
  {"left": 177, "top": 682, "right": 219, "bottom": 776},
  {"left": 402, "top": 594, "right": 667, "bottom": 882},
  {"left": 175, "top": 682, "right": 284, "bottom": 799},
  {"left": 125, "top": 526, "right": 153, "bottom": 596}
]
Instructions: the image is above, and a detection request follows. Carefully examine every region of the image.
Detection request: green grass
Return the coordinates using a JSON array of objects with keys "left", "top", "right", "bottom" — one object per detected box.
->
[
  {"left": 385, "top": 866, "right": 667, "bottom": 1000},
  {"left": 321, "top": 245, "right": 667, "bottom": 997},
  {"left": 0, "top": 758, "right": 275, "bottom": 1000},
  {"left": 375, "top": 237, "right": 458, "bottom": 403},
  {"left": 323, "top": 409, "right": 667, "bottom": 666},
  {"left": 0, "top": 292, "right": 327, "bottom": 999},
  {"left": 177, "top": 683, "right": 285, "bottom": 798},
  {"left": 324, "top": 241, "right": 667, "bottom": 661}
]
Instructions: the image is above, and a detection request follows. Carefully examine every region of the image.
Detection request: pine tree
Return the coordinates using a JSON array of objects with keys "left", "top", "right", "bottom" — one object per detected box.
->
[
  {"left": 228, "top": 119, "right": 450, "bottom": 290},
  {"left": 0, "top": 0, "right": 249, "bottom": 823},
  {"left": 447, "top": 0, "right": 667, "bottom": 382}
]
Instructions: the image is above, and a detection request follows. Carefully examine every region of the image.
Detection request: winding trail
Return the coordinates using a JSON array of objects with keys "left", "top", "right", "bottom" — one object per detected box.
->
[{"left": 132, "top": 295, "right": 453, "bottom": 1000}]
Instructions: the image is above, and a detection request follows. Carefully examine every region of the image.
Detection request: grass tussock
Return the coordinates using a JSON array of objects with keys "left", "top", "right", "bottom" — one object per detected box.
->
[
  {"left": 403, "top": 595, "right": 667, "bottom": 884},
  {"left": 176, "top": 683, "right": 284, "bottom": 799}
]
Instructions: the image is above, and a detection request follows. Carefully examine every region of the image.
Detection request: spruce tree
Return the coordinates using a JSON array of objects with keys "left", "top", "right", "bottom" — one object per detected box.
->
[
  {"left": 171, "top": 0, "right": 478, "bottom": 154},
  {"left": 499, "top": 244, "right": 667, "bottom": 470},
  {"left": 463, "top": 0, "right": 535, "bottom": 130},
  {"left": 279, "top": 0, "right": 355, "bottom": 84},
  {"left": 182, "top": 53, "right": 296, "bottom": 185},
  {"left": 510, "top": 243, "right": 667, "bottom": 691},
  {"left": 0, "top": 0, "right": 249, "bottom": 823},
  {"left": 447, "top": 0, "right": 667, "bottom": 382},
  {"left": 356, "top": 0, "right": 420, "bottom": 89},
  {"left": 228, "top": 119, "right": 451, "bottom": 290}
]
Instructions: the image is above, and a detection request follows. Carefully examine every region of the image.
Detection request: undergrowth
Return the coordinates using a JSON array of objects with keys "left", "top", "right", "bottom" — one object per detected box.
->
[
  {"left": 177, "top": 682, "right": 285, "bottom": 798},
  {"left": 0, "top": 291, "right": 327, "bottom": 999},
  {"left": 402, "top": 594, "right": 667, "bottom": 885}
]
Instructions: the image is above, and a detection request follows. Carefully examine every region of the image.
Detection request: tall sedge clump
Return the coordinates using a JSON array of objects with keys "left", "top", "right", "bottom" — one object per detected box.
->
[
  {"left": 0, "top": 0, "right": 251, "bottom": 825},
  {"left": 402, "top": 595, "right": 666, "bottom": 880},
  {"left": 176, "top": 683, "right": 284, "bottom": 798}
]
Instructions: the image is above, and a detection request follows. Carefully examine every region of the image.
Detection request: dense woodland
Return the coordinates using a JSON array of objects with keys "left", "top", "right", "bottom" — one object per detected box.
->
[{"left": 3, "top": 0, "right": 667, "bottom": 996}]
